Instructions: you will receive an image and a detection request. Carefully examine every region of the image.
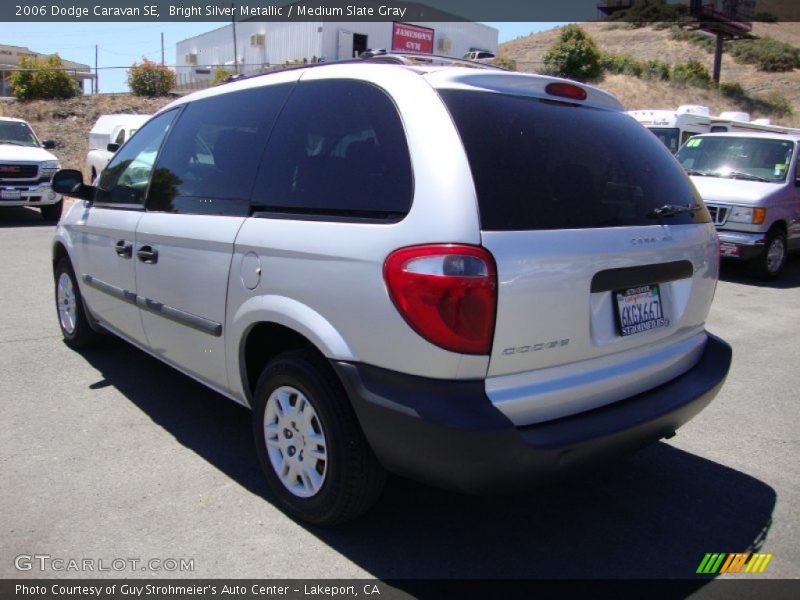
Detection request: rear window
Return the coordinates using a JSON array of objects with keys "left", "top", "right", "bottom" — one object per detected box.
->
[{"left": 439, "top": 90, "right": 709, "bottom": 231}]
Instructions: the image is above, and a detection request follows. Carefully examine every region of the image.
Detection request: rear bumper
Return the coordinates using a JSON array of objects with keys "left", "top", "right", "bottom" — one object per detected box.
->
[{"left": 333, "top": 333, "right": 731, "bottom": 494}]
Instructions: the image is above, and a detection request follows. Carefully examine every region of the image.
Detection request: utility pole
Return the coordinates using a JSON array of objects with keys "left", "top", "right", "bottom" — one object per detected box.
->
[
  {"left": 713, "top": 32, "right": 724, "bottom": 84},
  {"left": 161, "top": 32, "right": 165, "bottom": 66},
  {"left": 94, "top": 44, "right": 98, "bottom": 94},
  {"left": 231, "top": 3, "right": 238, "bottom": 74}
]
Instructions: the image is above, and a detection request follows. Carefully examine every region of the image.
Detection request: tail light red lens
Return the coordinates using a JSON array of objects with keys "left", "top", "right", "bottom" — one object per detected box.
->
[
  {"left": 384, "top": 244, "right": 497, "bottom": 355},
  {"left": 545, "top": 82, "right": 588, "bottom": 101}
]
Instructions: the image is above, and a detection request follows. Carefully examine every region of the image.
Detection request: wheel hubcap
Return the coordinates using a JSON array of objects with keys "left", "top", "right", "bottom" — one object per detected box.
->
[
  {"left": 766, "top": 238, "right": 785, "bottom": 273},
  {"left": 57, "top": 272, "right": 77, "bottom": 335},
  {"left": 263, "top": 385, "right": 327, "bottom": 498}
]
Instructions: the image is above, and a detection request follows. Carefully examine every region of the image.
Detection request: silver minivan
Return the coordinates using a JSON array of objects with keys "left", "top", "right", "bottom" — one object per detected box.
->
[
  {"left": 52, "top": 59, "right": 731, "bottom": 525},
  {"left": 676, "top": 132, "right": 800, "bottom": 279}
]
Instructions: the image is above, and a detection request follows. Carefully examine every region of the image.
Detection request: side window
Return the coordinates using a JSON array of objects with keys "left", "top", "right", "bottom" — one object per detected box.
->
[
  {"left": 114, "top": 129, "right": 126, "bottom": 145},
  {"left": 146, "top": 84, "right": 292, "bottom": 216},
  {"left": 95, "top": 111, "right": 177, "bottom": 206},
  {"left": 251, "top": 79, "right": 413, "bottom": 220}
]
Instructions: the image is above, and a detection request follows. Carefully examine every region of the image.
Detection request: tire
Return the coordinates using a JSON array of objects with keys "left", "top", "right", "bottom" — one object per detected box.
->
[
  {"left": 749, "top": 229, "right": 787, "bottom": 280},
  {"left": 252, "top": 349, "right": 385, "bottom": 526},
  {"left": 41, "top": 199, "right": 63, "bottom": 222},
  {"left": 54, "top": 258, "right": 101, "bottom": 349}
]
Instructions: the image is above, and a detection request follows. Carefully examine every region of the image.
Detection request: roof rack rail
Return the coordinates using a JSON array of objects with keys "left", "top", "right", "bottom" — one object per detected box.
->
[
  {"left": 214, "top": 50, "right": 503, "bottom": 87},
  {"left": 358, "top": 49, "right": 504, "bottom": 69}
]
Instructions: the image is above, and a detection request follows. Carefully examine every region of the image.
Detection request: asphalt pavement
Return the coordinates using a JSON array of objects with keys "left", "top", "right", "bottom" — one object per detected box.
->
[{"left": 1, "top": 205, "right": 798, "bottom": 589}]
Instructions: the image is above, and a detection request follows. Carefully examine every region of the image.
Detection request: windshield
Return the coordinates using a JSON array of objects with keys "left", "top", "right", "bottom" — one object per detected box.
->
[
  {"left": 0, "top": 120, "right": 40, "bottom": 147},
  {"left": 649, "top": 127, "right": 680, "bottom": 153},
  {"left": 676, "top": 136, "right": 794, "bottom": 183}
]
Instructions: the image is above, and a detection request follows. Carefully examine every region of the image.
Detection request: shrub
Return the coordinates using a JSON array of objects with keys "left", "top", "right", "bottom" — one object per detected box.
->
[
  {"left": 731, "top": 37, "right": 800, "bottom": 72},
  {"left": 541, "top": 25, "right": 602, "bottom": 82},
  {"left": 669, "top": 26, "right": 717, "bottom": 53},
  {"left": 672, "top": 60, "right": 713, "bottom": 87},
  {"left": 212, "top": 66, "right": 235, "bottom": 85},
  {"left": 645, "top": 59, "right": 671, "bottom": 81},
  {"left": 719, "top": 81, "right": 746, "bottom": 99},
  {"left": 8, "top": 54, "right": 80, "bottom": 101},
  {"left": 128, "top": 59, "right": 176, "bottom": 96}
]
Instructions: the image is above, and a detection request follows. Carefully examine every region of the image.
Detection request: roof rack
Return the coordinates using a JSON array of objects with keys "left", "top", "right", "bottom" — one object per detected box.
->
[
  {"left": 216, "top": 50, "right": 504, "bottom": 87},
  {"left": 357, "top": 50, "right": 503, "bottom": 70}
]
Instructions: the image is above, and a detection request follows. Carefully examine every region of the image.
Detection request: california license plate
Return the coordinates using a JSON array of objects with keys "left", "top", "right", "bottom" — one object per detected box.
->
[
  {"left": 1, "top": 189, "right": 22, "bottom": 200},
  {"left": 719, "top": 242, "right": 740, "bottom": 257},
  {"left": 615, "top": 284, "right": 666, "bottom": 337}
]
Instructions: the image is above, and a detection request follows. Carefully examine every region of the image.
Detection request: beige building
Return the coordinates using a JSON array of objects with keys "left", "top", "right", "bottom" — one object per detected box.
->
[{"left": 0, "top": 44, "right": 95, "bottom": 96}]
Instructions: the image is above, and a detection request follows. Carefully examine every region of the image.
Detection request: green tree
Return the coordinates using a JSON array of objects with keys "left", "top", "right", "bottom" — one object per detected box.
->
[
  {"left": 541, "top": 25, "right": 602, "bottom": 82},
  {"left": 212, "top": 66, "right": 236, "bottom": 85},
  {"left": 128, "top": 59, "right": 176, "bottom": 97},
  {"left": 8, "top": 54, "right": 80, "bottom": 101}
]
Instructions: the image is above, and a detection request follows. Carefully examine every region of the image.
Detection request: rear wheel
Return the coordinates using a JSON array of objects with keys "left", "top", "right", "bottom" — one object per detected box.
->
[
  {"left": 252, "top": 349, "right": 385, "bottom": 526},
  {"left": 750, "top": 229, "right": 787, "bottom": 280},
  {"left": 41, "top": 199, "right": 63, "bottom": 222},
  {"left": 54, "top": 258, "right": 101, "bottom": 349}
]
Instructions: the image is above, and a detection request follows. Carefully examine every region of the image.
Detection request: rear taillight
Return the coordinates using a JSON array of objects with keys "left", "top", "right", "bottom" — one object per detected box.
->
[{"left": 384, "top": 244, "right": 497, "bottom": 355}]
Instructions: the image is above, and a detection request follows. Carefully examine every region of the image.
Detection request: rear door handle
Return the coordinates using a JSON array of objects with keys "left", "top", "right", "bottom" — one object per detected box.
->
[
  {"left": 114, "top": 240, "right": 133, "bottom": 259},
  {"left": 136, "top": 245, "right": 158, "bottom": 264}
]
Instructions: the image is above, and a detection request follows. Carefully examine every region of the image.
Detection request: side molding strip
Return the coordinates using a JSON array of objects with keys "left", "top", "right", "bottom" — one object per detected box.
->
[{"left": 82, "top": 274, "right": 222, "bottom": 337}]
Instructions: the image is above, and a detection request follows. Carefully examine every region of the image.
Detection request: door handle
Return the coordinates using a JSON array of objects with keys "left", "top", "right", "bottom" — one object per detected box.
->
[
  {"left": 114, "top": 240, "right": 133, "bottom": 259},
  {"left": 136, "top": 245, "right": 158, "bottom": 264}
]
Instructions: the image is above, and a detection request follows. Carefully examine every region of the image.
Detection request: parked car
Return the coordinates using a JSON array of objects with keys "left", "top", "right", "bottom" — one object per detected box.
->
[
  {"left": 463, "top": 50, "right": 496, "bottom": 63},
  {"left": 675, "top": 132, "right": 800, "bottom": 279},
  {"left": 86, "top": 114, "right": 151, "bottom": 181},
  {"left": 52, "top": 61, "right": 732, "bottom": 525},
  {"left": 0, "top": 116, "right": 62, "bottom": 221}
]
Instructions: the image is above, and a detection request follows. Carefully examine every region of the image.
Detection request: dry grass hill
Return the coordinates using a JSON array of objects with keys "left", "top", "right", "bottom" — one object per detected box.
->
[{"left": 500, "top": 22, "right": 800, "bottom": 126}]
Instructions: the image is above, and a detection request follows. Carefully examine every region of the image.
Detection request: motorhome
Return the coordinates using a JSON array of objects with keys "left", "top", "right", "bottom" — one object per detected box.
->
[{"left": 627, "top": 105, "right": 711, "bottom": 153}]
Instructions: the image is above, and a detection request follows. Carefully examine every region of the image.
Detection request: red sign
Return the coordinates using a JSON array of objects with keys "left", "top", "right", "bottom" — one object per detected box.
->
[{"left": 391, "top": 23, "right": 434, "bottom": 54}]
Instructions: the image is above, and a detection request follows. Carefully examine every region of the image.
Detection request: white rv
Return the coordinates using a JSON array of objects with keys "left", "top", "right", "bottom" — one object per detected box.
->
[
  {"left": 709, "top": 111, "right": 800, "bottom": 135},
  {"left": 627, "top": 105, "right": 711, "bottom": 153}
]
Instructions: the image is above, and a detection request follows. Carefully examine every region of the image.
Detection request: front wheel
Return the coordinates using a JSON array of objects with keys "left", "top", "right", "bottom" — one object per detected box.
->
[
  {"left": 54, "top": 258, "right": 101, "bottom": 349},
  {"left": 750, "top": 229, "right": 787, "bottom": 280},
  {"left": 252, "top": 350, "right": 385, "bottom": 526}
]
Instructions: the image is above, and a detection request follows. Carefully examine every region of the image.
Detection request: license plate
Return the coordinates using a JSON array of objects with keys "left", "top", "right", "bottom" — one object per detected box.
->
[
  {"left": 719, "top": 242, "right": 740, "bottom": 257},
  {"left": 615, "top": 284, "right": 666, "bottom": 337},
  {"left": 1, "top": 189, "right": 22, "bottom": 200}
]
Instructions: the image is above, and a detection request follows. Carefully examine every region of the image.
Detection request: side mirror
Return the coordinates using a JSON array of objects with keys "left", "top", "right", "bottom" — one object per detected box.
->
[
  {"left": 52, "top": 169, "right": 95, "bottom": 202},
  {"left": 42, "top": 140, "right": 56, "bottom": 149},
  {"left": 107, "top": 143, "right": 120, "bottom": 153}
]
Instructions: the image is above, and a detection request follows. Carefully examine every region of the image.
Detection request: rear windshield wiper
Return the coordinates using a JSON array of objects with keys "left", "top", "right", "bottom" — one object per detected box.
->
[
  {"left": 647, "top": 204, "right": 703, "bottom": 219},
  {"left": 719, "top": 170, "right": 769, "bottom": 182},
  {"left": 0, "top": 141, "right": 25, "bottom": 146},
  {"left": 684, "top": 169, "right": 710, "bottom": 176}
]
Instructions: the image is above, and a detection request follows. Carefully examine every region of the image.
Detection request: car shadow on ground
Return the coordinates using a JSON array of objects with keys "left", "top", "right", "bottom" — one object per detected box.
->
[
  {"left": 78, "top": 339, "right": 776, "bottom": 585},
  {"left": 719, "top": 253, "right": 800, "bottom": 289},
  {"left": 0, "top": 205, "right": 53, "bottom": 227}
]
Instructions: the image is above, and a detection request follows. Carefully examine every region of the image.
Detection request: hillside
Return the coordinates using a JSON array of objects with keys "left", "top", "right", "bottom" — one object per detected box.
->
[
  {"left": 0, "top": 95, "right": 173, "bottom": 179},
  {"left": 500, "top": 22, "right": 800, "bottom": 126}
]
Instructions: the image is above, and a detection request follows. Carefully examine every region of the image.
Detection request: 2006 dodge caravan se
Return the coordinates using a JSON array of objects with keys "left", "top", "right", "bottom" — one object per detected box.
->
[{"left": 52, "top": 57, "right": 732, "bottom": 525}]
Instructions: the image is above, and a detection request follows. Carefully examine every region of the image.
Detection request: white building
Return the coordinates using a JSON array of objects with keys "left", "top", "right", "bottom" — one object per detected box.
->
[{"left": 175, "top": 21, "right": 498, "bottom": 86}]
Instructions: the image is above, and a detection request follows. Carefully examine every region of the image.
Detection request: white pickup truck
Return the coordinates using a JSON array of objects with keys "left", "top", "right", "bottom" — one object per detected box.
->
[
  {"left": 86, "top": 114, "right": 150, "bottom": 181},
  {"left": 0, "top": 116, "right": 63, "bottom": 221}
]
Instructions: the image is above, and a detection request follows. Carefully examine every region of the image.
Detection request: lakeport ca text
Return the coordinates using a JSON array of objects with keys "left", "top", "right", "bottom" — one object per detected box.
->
[{"left": 15, "top": 584, "right": 381, "bottom": 597}]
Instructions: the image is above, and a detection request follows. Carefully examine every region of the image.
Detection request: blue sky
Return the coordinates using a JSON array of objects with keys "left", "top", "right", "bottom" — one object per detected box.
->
[{"left": 2, "top": 22, "right": 562, "bottom": 93}]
